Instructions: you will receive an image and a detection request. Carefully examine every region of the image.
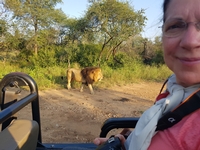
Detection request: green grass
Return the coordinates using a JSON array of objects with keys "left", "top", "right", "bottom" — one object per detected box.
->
[{"left": 0, "top": 62, "right": 172, "bottom": 90}]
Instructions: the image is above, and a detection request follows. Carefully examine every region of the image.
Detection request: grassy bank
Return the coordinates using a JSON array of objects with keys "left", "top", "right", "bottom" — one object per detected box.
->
[{"left": 0, "top": 62, "right": 172, "bottom": 90}]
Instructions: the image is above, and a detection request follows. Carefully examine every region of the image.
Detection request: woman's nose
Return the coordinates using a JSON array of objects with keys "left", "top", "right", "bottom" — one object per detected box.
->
[{"left": 180, "top": 24, "right": 200, "bottom": 50}]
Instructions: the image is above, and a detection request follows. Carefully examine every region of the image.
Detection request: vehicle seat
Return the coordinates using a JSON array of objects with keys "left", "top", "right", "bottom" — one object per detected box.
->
[{"left": 0, "top": 119, "right": 39, "bottom": 150}]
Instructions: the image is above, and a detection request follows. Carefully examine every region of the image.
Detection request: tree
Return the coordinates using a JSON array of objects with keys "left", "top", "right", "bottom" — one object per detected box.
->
[
  {"left": 85, "top": 0, "right": 147, "bottom": 65},
  {"left": 0, "top": 19, "right": 7, "bottom": 37},
  {"left": 60, "top": 18, "right": 88, "bottom": 45},
  {"left": 0, "top": 1, "right": 9, "bottom": 42},
  {"left": 4, "top": 0, "right": 67, "bottom": 55},
  {"left": 151, "top": 36, "right": 164, "bottom": 65},
  {"left": 0, "top": 1, "right": 7, "bottom": 17}
]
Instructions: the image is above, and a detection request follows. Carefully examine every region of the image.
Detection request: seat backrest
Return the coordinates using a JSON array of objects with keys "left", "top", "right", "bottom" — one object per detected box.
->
[{"left": 0, "top": 119, "right": 39, "bottom": 150}]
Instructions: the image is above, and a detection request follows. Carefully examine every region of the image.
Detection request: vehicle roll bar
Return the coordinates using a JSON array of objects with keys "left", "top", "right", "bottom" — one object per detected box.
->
[
  {"left": 0, "top": 72, "right": 42, "bottom": 143},
  {"left": 99, "top": 117, "right": 139, "bottom": 137}
]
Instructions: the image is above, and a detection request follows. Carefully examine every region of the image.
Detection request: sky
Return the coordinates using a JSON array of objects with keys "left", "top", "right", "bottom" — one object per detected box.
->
[{"left": 57, "top": 0, "right": 164, "bottom": 40}]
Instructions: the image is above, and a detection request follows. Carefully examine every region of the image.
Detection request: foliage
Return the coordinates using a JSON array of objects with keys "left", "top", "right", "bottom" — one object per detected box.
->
[
  {"left": 75, "top": 44, "right": 102, "bottom": 67},
  {"left": 150, "top": 36, "right": 164, "bottom": 65},
  {"left": 0, "top": 19, "right": 7, "bottom": 36},
  {"left": 60, "top": 18, "right": 88, "bottom": 44},
  {"left": 107, "top": 52, "right": 131, "bottom": 69},
  {"left": 0, "top": 61, "right": 172, "bottom": 90},
  {"left": 85, "top": 0, "right": 147, "bottom": 65},
  {"left": 0, "top": 0, "right": 168, "bottom": 89},
  {"left": 4, "top": 0, "right": 67, "bottom": 55},
  {"left": 55, "top": 43, "right": 80, "bottom": 68}
]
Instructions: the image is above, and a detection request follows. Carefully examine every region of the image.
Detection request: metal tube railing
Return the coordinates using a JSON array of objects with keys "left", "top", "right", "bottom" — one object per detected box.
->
[{"left": 0, "top": 72, "right": 42, "bottom": 143}]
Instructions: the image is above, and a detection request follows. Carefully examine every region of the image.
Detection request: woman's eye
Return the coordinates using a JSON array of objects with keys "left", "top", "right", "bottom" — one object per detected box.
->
[
  {"left": 170, "top": 24, "right": 181, "bottom": 29},
  {"left": 165, "top": 22, "right": 185, "bottom": 31}
]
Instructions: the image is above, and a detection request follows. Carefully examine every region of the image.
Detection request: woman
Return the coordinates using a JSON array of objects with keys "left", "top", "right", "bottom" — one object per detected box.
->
[{"left": 94, "top": 0, "right": 200, "bottom": 149}]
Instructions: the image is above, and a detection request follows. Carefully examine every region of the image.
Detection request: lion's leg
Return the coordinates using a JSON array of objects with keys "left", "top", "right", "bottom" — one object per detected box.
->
[
  {"left": 88, "top": 84, "right": 94, "bottom": 94},
  {"left": 67, "top": 82, "right": 71, "bottom": 90},
  {"left": 80, "top": 84, "right": 84, "bottom": 92},
  {"left": 66, "top": 70, "right": 72, "bottom": 90}
]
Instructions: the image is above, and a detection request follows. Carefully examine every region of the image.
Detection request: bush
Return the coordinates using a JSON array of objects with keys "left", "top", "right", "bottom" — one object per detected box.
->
[
  {"left": 0, "top": 60, "right": 172, "bottom": 90},
  {"left": 75, "top": 44, "right": 101, "bottom": 67}
]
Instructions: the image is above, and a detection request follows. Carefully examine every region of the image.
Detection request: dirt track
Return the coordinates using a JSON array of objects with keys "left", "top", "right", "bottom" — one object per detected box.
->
[{"left": 18, "top": 81, "right": 163, "bottom": 144}]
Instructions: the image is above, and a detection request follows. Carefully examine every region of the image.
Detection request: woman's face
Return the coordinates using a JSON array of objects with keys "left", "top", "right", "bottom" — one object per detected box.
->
[{"left": 162, "top": 0, "right": 200, "bottom": 87}]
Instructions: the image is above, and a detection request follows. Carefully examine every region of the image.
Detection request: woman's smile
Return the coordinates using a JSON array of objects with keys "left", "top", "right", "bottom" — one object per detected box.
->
[{"left": 178, "top": 56, "right": 200, "bottom": 65}]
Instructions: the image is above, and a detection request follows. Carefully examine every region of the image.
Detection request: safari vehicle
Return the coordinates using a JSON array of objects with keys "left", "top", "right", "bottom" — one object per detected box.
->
[{"left": 0, "top": 72, "right": 138, "bottom": 150}]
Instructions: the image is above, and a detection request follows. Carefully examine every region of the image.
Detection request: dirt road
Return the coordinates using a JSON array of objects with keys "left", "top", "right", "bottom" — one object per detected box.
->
[{"left": 18, "top": 81, "right": 163, "bottom": 144}]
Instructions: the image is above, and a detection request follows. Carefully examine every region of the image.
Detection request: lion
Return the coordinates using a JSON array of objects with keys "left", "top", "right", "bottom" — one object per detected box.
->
[{"left": 66, "top": 67, "right": 103, "bottom": 94}]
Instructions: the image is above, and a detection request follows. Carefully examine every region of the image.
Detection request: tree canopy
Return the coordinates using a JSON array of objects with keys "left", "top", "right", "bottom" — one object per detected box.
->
[
  {"left": 84, "top": 0, "right": 147, "bottom": 64},
  {"left": 0, "top": 0, "right": 164, "bottom": 69},
  {"left": 3, "top": 0, "right": 67, "bottom": 55}
]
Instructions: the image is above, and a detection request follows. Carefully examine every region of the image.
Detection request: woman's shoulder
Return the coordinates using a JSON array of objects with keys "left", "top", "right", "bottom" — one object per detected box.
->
[{"left": 149, "top": 109, "right": 200, "bottom": 150}]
